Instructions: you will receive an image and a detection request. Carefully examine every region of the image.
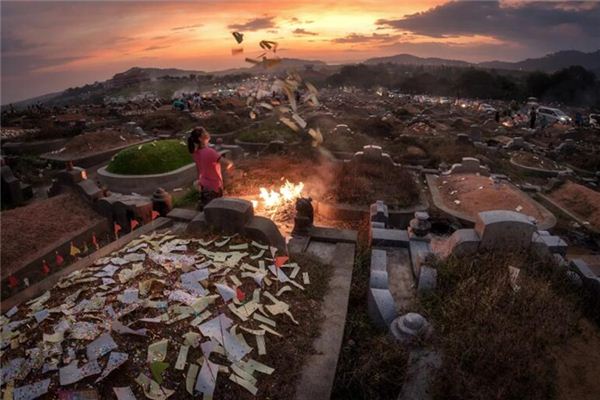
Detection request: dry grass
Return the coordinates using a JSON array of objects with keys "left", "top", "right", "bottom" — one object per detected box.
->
[
  {"left": 327, "top": 162, "right": 420, "bottom": 208},
  {"left": 332, "top": 247, "right": 409, "bottom": 400},
  {"left": 422, "top": 251, "right": 582, "bottom": 400}
]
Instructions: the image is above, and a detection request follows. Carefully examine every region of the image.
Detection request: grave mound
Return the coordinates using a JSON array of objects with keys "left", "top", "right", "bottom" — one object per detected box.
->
[{"left": 107, "top": 139, "right": 192, "bottom": 175}]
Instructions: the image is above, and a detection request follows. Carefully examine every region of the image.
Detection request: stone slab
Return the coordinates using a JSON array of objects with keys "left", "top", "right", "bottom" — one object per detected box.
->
[
  {"left": 166, "top": 208, "right": 198, "bottom": 222},
  {"left": 386, "top": 248, "right": 416, "bottom": 312},
  {"left": 308, "top": 226, "right": 358, "bottom": 244},
  {"left": 371, "top": 228, "right": 409, "bottom": 248},
  {"left": 409, "top": 240, "right": 432, "bottom": 279},
  {"left": 397, "top": 350, "right": 441, "bottom": 400},
  {"left": 370, "top": 270, "right": 389, "bottom": 289},
  {"left": 368, "top": 288, "right": 397, "bottom": 329},
  {"left": 294, "top": 242, "right": 355, "bottom": 400},
  {"left": 370, "top": 249, "right": 387, "bottom": 273}
]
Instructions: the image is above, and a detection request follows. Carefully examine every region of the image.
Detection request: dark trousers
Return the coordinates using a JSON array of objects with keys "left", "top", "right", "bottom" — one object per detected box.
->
[{"left": 198, "top": 187, "right": 223, "bottom": 210}]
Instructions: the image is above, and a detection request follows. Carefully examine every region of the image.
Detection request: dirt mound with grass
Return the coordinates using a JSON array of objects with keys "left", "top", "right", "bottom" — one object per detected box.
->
[
  {"left": 513, "top": 151, "right": 562, "bottom": 170},
  {"left": 59, "top": 130, "right": 142, "bottom": 157},
  {"left": 106, "top": 139, "right": 192, "bottom": 175},
  {"left": 423, "top": 251, "right": 583, "bottom": 400},
  {"left": 549, "top": 181, "right": 600, "bottom": 228},
  {"left": 324, "top": 162, "right": 421, "bottom": 208},
  {"left": 1, "top": 192, "right": 103, "bottom": 274}
]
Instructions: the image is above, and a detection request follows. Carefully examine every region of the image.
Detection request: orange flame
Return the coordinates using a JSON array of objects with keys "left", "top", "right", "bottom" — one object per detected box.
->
[{"left": 256, "top": 180, "right": 304, "bottom": 210}]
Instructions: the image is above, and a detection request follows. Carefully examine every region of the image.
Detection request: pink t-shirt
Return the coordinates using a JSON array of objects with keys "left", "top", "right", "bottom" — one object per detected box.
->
[{"left": 192, "top": 147, "right": 222, "bottom": 191}]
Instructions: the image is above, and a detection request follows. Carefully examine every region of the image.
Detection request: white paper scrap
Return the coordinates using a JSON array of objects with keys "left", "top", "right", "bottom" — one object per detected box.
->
[{"left": 175, "top": 345, "right": 189, "bottom": 370}]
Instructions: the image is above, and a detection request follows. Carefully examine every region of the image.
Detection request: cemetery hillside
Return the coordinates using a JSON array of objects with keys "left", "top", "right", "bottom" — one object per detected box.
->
[{"left": 1, "top": 1, "right": 600, "bottom": 400}]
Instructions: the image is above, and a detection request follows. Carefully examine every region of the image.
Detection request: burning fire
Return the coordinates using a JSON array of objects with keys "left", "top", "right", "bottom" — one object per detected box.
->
[{"left": 252, "top": 180, "right": 304, "bottom": 210}]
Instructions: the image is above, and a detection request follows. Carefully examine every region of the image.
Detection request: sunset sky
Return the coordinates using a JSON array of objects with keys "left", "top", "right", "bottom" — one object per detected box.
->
[{"left": 2, "top": 1, "right": 599, "bottom": 104}]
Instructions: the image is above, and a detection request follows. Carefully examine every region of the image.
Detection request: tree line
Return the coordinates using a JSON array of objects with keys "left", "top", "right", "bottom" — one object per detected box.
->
[{"left": 325, "top": 63, "right": 600, "bottom": 108}]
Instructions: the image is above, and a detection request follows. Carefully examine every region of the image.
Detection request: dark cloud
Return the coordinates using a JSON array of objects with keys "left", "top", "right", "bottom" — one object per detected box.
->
[
  {"left": 151, "top": 35, "right": 168, "bottom": 40},
  {"left": 376, "top": 1, "right": 600, "bottom": 51},
  {"left": 170, "top": 23, "right": 203, "bottom": 31},
  {"left": 2, "top": 54, "right": 84, "bottom": 76},
  {"left": 293, "top": 28, "right": 318, "bottom": 36},
  {"left": 331, "top": 33, "right": 400, "bottom": 44},
  {"left": 143, "top": 45, "right": 170, "bottom": 52},
  {"left": 1, "top": 35, "right": 43, "bottom": 54},
  {"left": 289, "top": 17, "right": 300, "bottom": 24},
  {"left": 227, "top": 16, "right": 277, "bottom": 31}
]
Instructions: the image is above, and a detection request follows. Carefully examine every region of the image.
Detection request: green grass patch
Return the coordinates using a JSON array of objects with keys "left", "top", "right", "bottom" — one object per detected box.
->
[
  {"left": 172, "top": 186, "right": 200, "bottom": 208},
  {"left": 236, "top": 119, "right": 298, "bottom": 143},
  {"left": 106, "top": 139, "right": 192, "bottom": 175}
]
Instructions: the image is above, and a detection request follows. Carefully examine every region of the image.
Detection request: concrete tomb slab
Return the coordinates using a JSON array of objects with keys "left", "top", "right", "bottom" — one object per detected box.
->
[
  {"left": 475, "top": 210, "right": 536, "bottom": 251},
  {"left": 368, "top": 288, "right": 397, "bottom": 329},
  {"left": 371, "top": 228, "right": 409, "bottom": 248},
  {"left": 203, "top": 197, "right": 254, "bottom": 235}
]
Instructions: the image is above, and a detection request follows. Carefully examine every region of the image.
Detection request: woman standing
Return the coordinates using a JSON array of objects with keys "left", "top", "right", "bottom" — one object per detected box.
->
[{"left": 187, "top": 127, "right": 233, "bottom": 210}]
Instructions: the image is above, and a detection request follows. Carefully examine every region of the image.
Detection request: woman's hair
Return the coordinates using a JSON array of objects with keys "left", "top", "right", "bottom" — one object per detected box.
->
[{"left": 187, "top": 126, "right": 208, "bottom": 153}]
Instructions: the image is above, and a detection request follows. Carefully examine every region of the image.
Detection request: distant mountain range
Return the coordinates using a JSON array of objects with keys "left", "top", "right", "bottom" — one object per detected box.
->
[
  {"left": 8, "top": 50, "right": 600, "bottom": 107},
  {"left": 365, "top": 50, "right": 600, "bottom": 74}
]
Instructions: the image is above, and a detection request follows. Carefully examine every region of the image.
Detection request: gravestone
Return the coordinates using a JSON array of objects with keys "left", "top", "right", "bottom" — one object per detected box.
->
[
  {"left": 475, "top": 210, "right": 536, "bottom": 251},
  {"left": 203, "top": 198, "right": 254, "bottom": 235},
  {"left": 370, "top": 200, "right": 389, "bottom": 227}
]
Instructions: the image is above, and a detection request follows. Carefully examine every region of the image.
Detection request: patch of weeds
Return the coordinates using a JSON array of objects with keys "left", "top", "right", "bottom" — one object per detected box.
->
[
  {"left": 172, "top": 186, "right": 200, "bottom": 208},
  {"left": 423, "top": 251, "right": 582, "bottom": 400},
  {"left": 332, "top": 248, "right": 408, "bottom": 400}
]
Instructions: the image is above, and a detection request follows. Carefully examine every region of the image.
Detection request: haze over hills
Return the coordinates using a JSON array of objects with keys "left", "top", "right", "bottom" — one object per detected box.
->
[
  {"left": 365, "top": 50, "right": 600, "bottom": 74},
  {"left": 8, "top": 50, "right": 600, "bottom": 108}
]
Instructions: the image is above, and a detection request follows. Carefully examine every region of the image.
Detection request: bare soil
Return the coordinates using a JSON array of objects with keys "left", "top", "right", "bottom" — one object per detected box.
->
[
  {"left": 59, "top": 130, "right": 142, "bottom": 157},
  {"left": 554, "top": 319, "right": 600, "bottom": 400},
  {"left": 1, "top": 192, "right": 103, "bottom": 274},
  {"left": 436, "top": 174, "right": 546, "bottom": 222},
  {"left": 512, "top": 151, "right": 562, "bottom": 170},
  {"left": 549, "top": 181, "right": 600, "bottom": 229}
]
